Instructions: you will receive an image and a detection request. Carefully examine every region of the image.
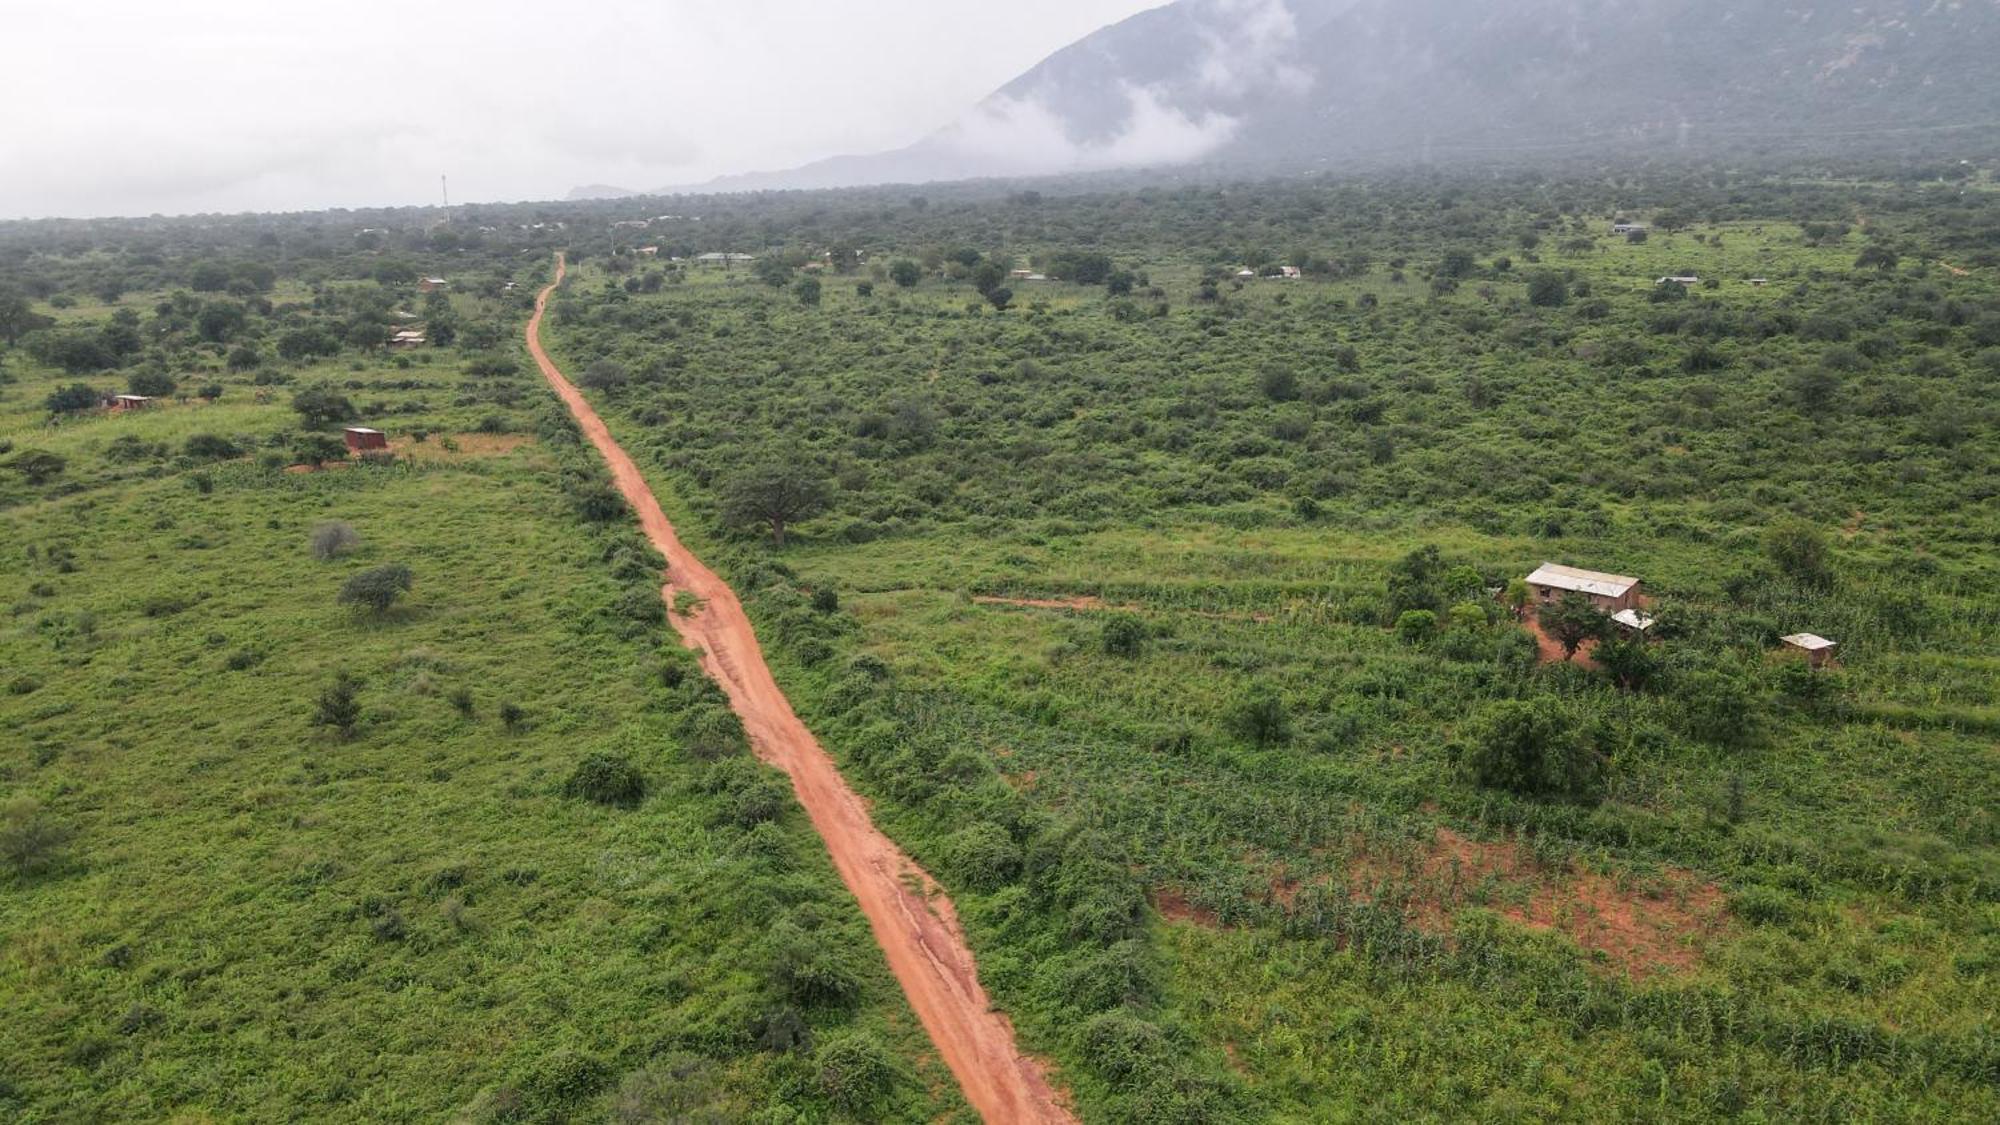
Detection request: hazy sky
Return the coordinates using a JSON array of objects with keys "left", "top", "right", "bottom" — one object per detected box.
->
[{"left": 0, "top": 0, "right": 1163, "bottom": 220}]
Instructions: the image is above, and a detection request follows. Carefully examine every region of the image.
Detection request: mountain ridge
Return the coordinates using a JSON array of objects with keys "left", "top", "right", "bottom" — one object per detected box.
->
[{"left": 573, "top": 0, "right": 2000, "bottom": 199}]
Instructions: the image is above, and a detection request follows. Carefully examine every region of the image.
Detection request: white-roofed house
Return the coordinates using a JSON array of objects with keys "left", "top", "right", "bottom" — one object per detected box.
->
[
  {"left": 1781, "top": 633, "right": 1838, "bottom": 668},
  {"left": 1525, "top": 562, "right": 1643, "bottom": 613}
]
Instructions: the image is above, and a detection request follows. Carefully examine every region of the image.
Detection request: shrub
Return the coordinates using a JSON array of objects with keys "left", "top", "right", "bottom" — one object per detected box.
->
[
  {"left": 1101, "top": 614, "right": 1147, "bottom": 657},
  {"left": 703, "top": 759, "right": 790, "bottom": 828},
  {"left": 311, "top": 672, "right": 362, "bottom": 739},
  {"left": 580, "top": 359, "right": 629, "bottom": 390},
  {"left": 684, "top": 709, "right": 746, "bottom": 761},
  {"left": 6, "top": 449, "right": 66, "bottom": 485},
  {"left": 1765, "top": 518, "right": 1835, "bottom": 590},
  {"left": 1395, "top": 609, "right": 1439, "bottom": 644},
  {"left": 1, "top": 798, "right": 72, "bottom": 877},
  {"left": 813, "top": 1033, "right": 901, "bottom": 1114},
  {"left": 1675, "top": 666, "right": 1758, "bottom": 746},
  {"left": 610, "top": 1054, "right": 728, "bottom": 1124},
  {"left": 1231, "top": 692, "right": 1290, "bottom": 746},
  {"left": 337, "top": 564, "right": 413, "bottom": 616},
  {"left": 292, "top": 432, "right": 348, "bottom": 468},
  {"left": 769, "top": 919, "right": 863, "bottom": 1007},
  {"left": 524, "top": 1048, "right": 610, "bottom": 1111},
  {"left": 499, "top": 702, "right": 527, "bottom": 731},
  {"left": 182, "top": 433, "right": 241, "bottom": 461},
  {"left": 44, "top": 383, "right": 102, "bottom": 414},
  {"left": 940, "top": 821, "right": 1020, "bottom": 891},
  {"left": 562, "top": 753, "right": 646, "bottom": 808},
  {"left": 309, "top": 521, "right": 360, "bottom": 560}
]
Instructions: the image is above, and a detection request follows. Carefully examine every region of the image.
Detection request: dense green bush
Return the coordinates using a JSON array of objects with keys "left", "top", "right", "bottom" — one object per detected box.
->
[
  {"left": 562, "top": 753, "right": 646, "bottom": 808},
  {"left": 1463, "top": 699, "right": 1604, "bottom": 802}
]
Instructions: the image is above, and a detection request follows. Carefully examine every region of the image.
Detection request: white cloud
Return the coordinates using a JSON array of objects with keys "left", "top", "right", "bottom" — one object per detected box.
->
[{"left": 943, "top": 83, "right": 1240, "bottom": 174}]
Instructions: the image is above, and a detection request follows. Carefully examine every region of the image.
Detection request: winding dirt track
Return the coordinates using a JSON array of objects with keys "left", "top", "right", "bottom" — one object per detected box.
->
[{"left": 528, "top": 256, "right": 1072, "bottom": 1124}]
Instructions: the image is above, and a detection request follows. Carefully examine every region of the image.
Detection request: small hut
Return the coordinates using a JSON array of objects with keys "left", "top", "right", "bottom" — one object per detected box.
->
[
  {"left": 1611, "top": 608, "right": 1657, "bottom": 637},
  {"left": 344, "top": 427, "right": 388, "bottom": 453},
  {"left": 108, "top": 394, "right": 155, "bottom": 412},
  {"left": 1781, "top": 633, "right": 1838, "bottom": 668}
]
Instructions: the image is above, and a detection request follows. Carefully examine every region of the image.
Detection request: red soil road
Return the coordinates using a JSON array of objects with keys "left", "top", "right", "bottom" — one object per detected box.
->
[{"left": 527, "top": 256, "right": 1072, "bottom": 1124}]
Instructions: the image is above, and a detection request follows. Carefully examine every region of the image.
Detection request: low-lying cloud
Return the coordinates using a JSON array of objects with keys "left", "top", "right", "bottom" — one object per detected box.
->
[
  {"left": 940, "top": 83, "right": 1242, "bottom": 175},
  {"left": 925, "top": 0, "right": 1315, "bottom": 178}
]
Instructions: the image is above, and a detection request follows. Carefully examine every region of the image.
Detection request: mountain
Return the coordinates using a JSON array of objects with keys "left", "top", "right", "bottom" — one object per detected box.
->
[{"left": 577, "top": 0, "right": 2000, "bottom": 197}]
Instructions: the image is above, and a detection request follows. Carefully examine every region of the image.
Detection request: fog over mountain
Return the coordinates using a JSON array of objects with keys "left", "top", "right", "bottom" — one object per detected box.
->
[{"left": 580, "top": 0, "right": 2000, "bottom": 197}]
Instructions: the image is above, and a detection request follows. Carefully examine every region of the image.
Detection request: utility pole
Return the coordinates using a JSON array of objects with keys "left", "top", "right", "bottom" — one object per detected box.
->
[{"left": 441, "top": 175, "right": 450, "bottom": 209}]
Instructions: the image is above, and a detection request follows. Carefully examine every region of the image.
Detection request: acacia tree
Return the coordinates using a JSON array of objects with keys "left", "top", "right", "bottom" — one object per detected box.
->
[{"left": 722, "top": 463, "right": 832, "bottom": 547}]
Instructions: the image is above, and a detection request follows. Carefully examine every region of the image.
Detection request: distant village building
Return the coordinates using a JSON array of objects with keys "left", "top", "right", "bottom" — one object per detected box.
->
[
  {"left": 1657, "top": 276, "right": 1700, "bottom": 286},
  {"left": 389, "top": 329, "right": 427, "bottom": 348},
  {"left": 695, "top": 252, "right": 757, "bottom": 268},
  {"left": 1236, "top": 268, "right": 1257, "bottom": 279},
  {"left": 418, "top": 277, "right": 448, "bottom": 292},
  {"left": 635, "top": 246, "right": 660, "bottom": 257},
  {"left": 108, "top": 394, "right": 155, "bottom": 412},
  {"left": 1525, "top": 563, "right": 1643, "bottom": 613},
  {"left": 1747, "top": 278, "right": 1770, "bottom": 287},
  {"left": 1009, "top": 268, "right": 1034, "bottom": 280},
  {"left": 1277, "top": 266, "right": 1303, "bottom": 280},
  {"left": 1781, "top": 633, "right": 1838, "bottom": 668},
  {"left": 344, "top": 427, "right": 388, "bottom": 453},
  {"left": 612, "top": 220, "right": 650, "bottom": 229},
  {"left": 1612, "top": 222, "right": 1648, "bottom": 235}
]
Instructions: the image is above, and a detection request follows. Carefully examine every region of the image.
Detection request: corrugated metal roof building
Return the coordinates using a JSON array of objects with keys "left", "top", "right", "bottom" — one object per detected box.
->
[{"left": 1526, "top": 563, "right": 1643, "bottom": 612}]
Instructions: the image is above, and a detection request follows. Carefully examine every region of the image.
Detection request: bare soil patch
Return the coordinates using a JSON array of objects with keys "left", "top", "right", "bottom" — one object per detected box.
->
[{"left": 1347, "top": 828, "right": 1729, "bottom": 977}]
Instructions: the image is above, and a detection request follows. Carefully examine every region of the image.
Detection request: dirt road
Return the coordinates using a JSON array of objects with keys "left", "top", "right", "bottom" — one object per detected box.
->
[{"left": 527, "top": 256, "right": 1072, "bottom": 1124}]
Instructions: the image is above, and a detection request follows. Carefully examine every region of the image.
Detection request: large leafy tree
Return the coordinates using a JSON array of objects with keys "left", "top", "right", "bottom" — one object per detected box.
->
[
  {"left": 1541, "top": 593, "right": 1611, "bottom": 661},
  {"left": 292, "top": 385, "right": 357, "bottom": 429},
  {"left": 1464, "top": 699, "right": 1603, "bottom": 802},
  {"left": 722, "top": 463, "right": 832, "bottom": 547}
]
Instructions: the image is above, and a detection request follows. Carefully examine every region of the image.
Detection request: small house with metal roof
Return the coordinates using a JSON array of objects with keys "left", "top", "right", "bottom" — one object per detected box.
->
[{"left": 1525, "top": 563, "right": 1643, "bottom": 613}]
